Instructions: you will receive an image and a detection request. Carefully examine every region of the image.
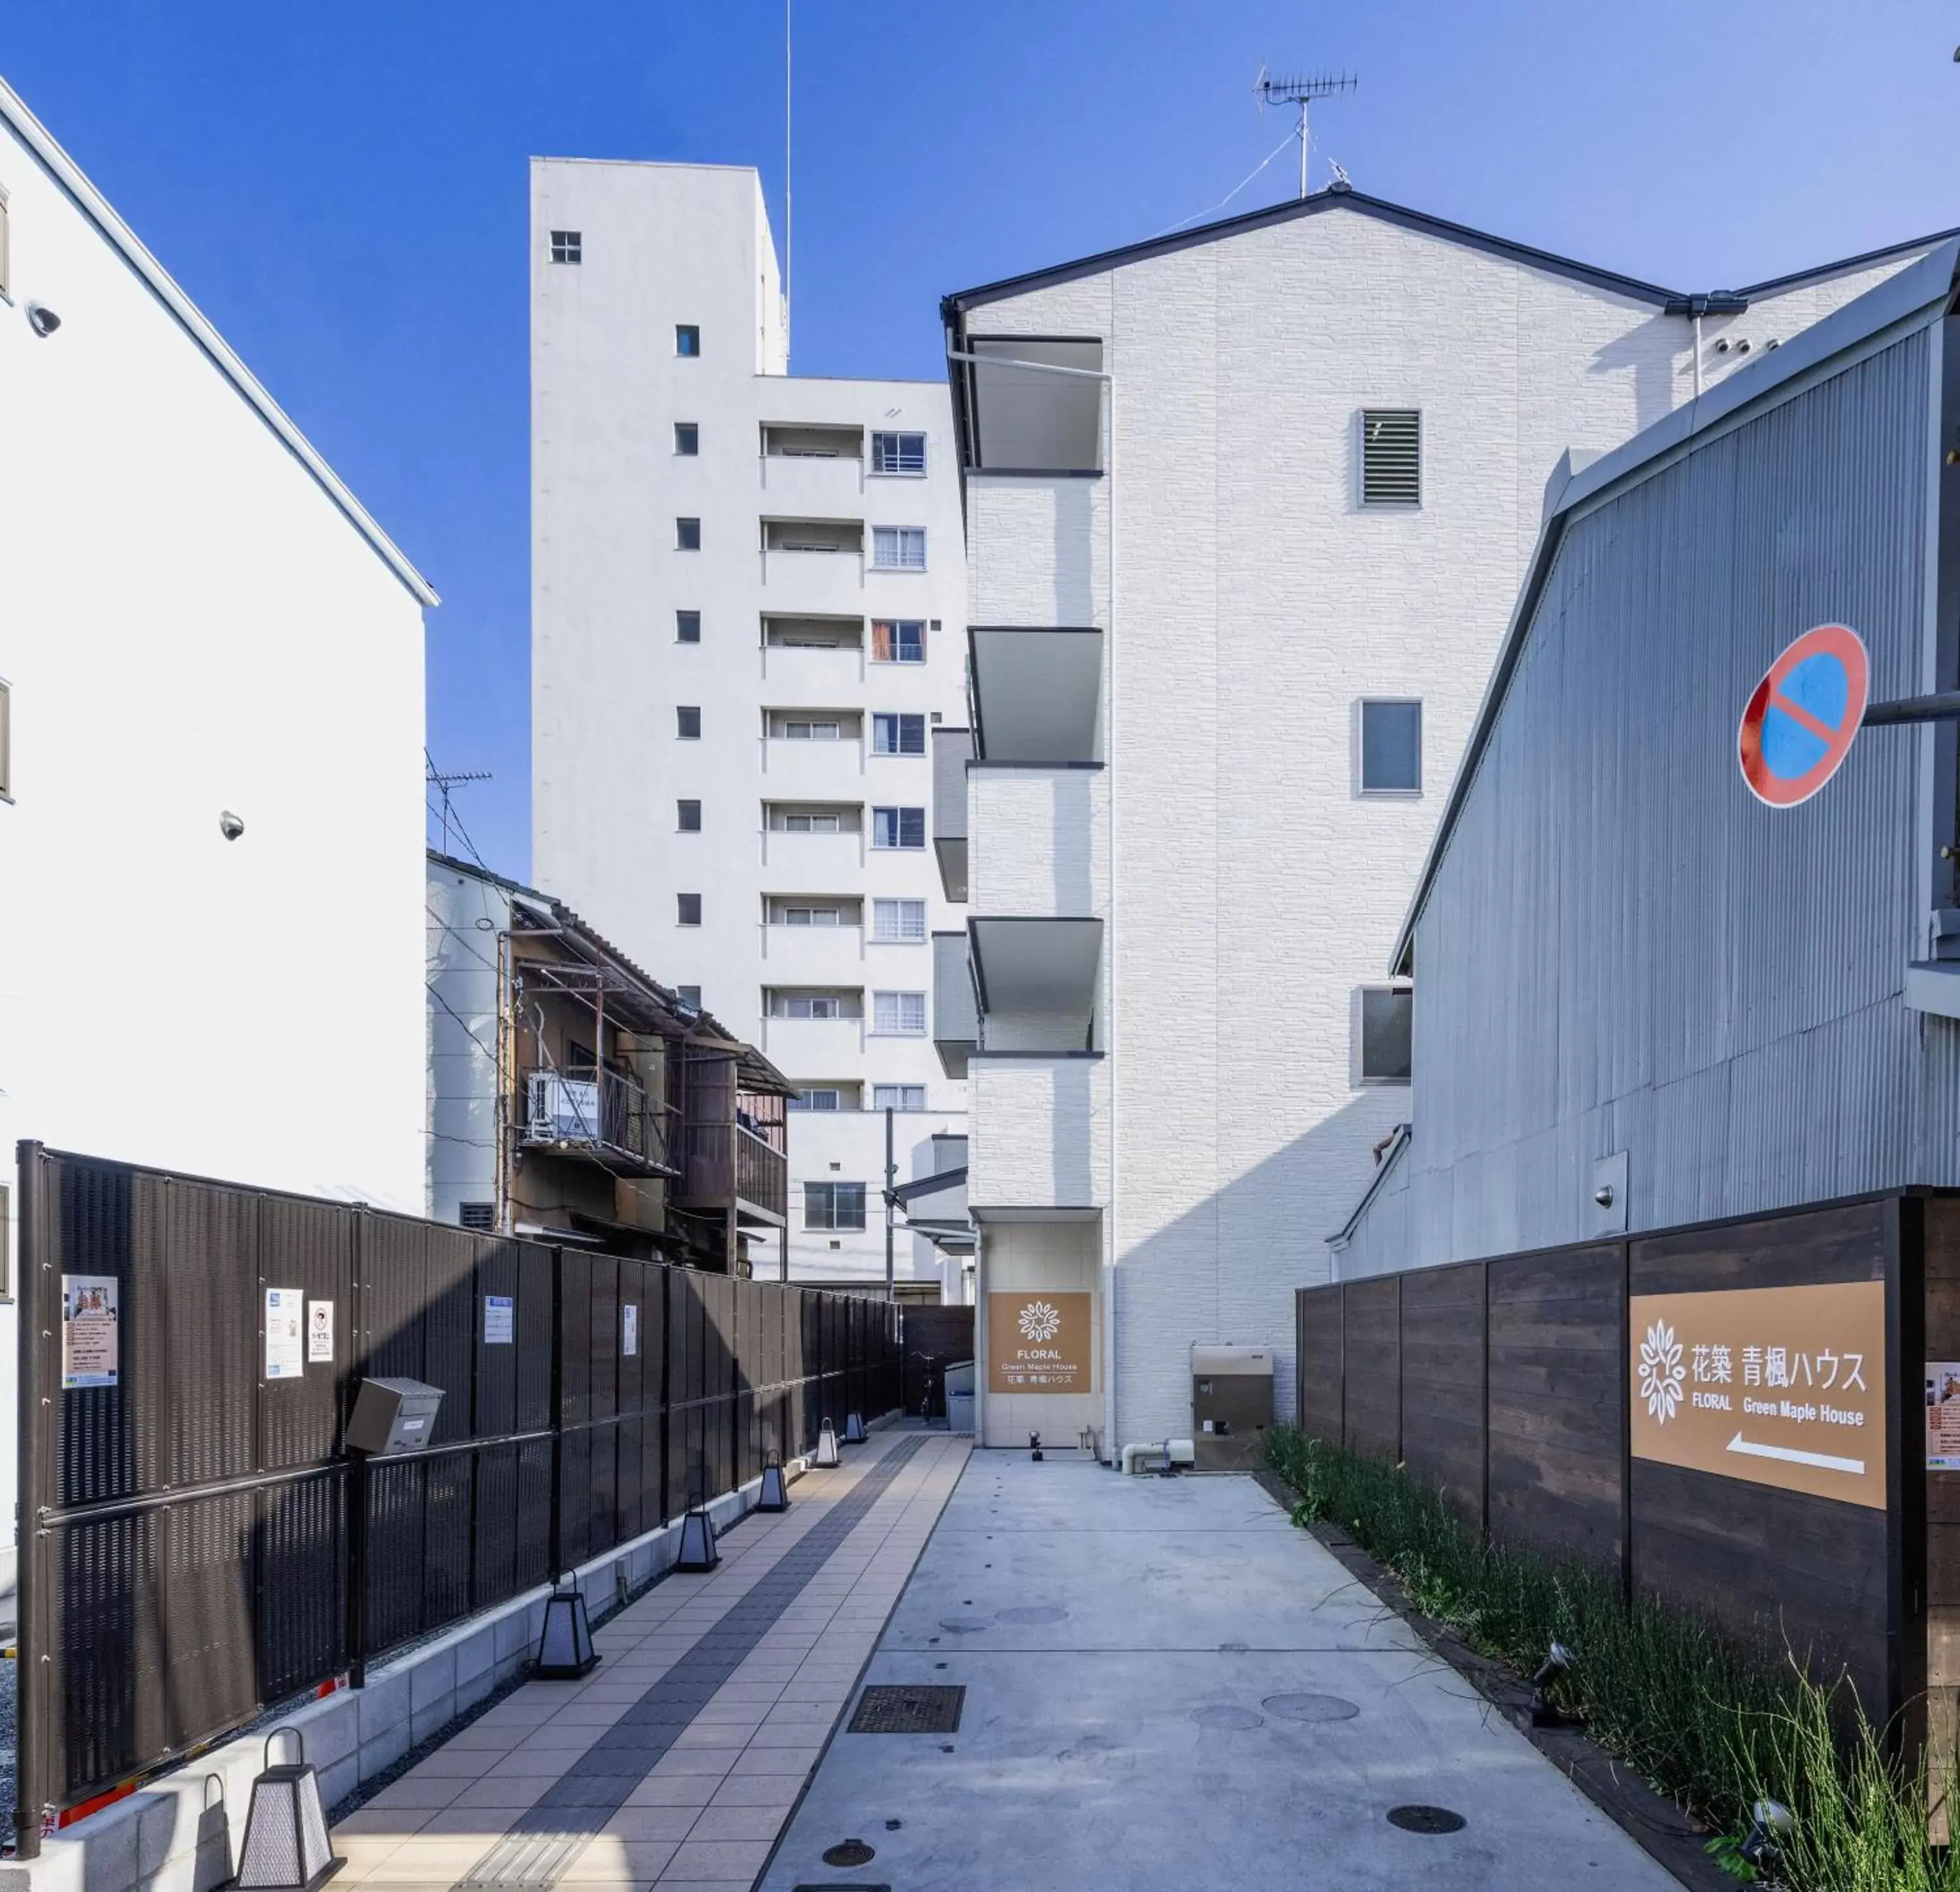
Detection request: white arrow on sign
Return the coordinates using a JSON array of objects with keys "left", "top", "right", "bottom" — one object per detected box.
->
[{"left": 1726, "top": 1431, "right": 1865, "bottom": 1476}]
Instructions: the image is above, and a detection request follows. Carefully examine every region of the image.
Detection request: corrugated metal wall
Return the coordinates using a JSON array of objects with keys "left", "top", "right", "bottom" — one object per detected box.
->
[{"left": 1343, "top": 319, "right": 1953, "bottom": 1275}]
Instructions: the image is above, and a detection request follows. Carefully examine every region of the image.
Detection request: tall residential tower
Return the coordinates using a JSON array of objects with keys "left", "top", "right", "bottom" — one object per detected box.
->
[{"left": 532, "top": 159, "right": 969, "bottom": 1296}]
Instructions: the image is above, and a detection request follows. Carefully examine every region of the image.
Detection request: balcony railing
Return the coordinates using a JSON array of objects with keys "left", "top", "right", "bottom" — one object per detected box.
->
[
  {"left": 678, "top": 1121, "right": 789, "bottom": 1224},
  {"left": 521, "top": 1068, "right": 676, "bottom": 1178}
]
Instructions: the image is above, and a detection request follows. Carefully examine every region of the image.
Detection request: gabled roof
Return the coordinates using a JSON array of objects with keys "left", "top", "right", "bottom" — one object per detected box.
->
[
  {"left": 941, "top": 182, "right": 1958, "bottom": 322},
  {"left": 1387, "top": 234, "right": 1960, "bottom": 978},
  {"left": 0, "top": 74, "right": 436, "bottom": 607}
]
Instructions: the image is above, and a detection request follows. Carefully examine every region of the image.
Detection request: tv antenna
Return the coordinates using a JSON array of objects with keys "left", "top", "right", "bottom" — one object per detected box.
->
[
  {"left": 427, "top": 762, "right": 493, "bottom": 858},
  {"left": 1254, "top": 67, "right": 1358, "bottom": 199}
]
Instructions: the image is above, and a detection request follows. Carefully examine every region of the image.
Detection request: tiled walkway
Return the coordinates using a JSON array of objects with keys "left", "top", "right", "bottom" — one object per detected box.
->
[{"left": 334, "top": 1426, "right": 970, "bottom": 1891}]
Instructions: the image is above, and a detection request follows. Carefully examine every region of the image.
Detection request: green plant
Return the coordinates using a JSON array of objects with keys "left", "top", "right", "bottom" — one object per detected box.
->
[{"left": 1265, "top": 1426, "right": 1958, "bottom": 1892}]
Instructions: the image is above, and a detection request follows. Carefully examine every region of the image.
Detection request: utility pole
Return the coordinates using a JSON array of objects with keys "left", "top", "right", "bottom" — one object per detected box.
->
[
  {"left": 883, "top": 1105, "right": 896, "bottom": 1303},
  {"left": 1254, "top": 71, "right": 1358, "bottom": 199}
]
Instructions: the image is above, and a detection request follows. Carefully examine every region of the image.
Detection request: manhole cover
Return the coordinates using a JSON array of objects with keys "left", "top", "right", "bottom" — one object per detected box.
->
[
  {"left": 850, "top": 1684, "right": 967, "bottom": 1734},
  {"left": 1190, "top": 1704, "right": 1264, "bottom": 1729},
  {"left": 996, "top": 1605, "right": 1068, "bottom": 1625},
  {"left": 821, "top": 1838, "right": 878, "bottom": 1867},
  {"left": 1387, "top": 1804, "right": 1466, "bottom": 1835},
  {"left": 938, "top": 1616, "right": 990, "bottom": 1634},
  {"left": 1263, "top": 1693, "right": 1360, "bottom": 1723}
]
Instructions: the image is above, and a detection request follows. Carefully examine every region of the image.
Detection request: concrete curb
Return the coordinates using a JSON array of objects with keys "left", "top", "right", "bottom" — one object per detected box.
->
[{"left": 0, "top": 1461, "right": 810, "bottom": 1892}]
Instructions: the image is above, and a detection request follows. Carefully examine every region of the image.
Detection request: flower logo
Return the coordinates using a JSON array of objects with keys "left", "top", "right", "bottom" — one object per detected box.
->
[
  {"left": 1017, "top": 1300, "right": 1062, "bottom": 1345},
  {"left": 1639, "top": 1319, "right": 1686, "bottom": 1424}
]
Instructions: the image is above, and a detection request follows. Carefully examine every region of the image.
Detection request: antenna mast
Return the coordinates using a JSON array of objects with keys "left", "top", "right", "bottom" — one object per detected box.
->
[
  {"left": 427, "top": 763, "right": 493, "bottom": 858},
  {"left": 1254, "top": 70, "right": 1358, "bottom": 198},
  {"left": 783, "top": 0, "right": 793, "bottom": 367}
]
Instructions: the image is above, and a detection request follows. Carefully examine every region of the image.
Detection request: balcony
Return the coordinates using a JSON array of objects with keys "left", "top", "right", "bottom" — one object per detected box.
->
[
  {"left": 971, "top": 917, "right": 1102, "bottom": 1052},
  {"left": 760, "top": 1013, "right": 865, "bottom": 1073},
  {"left": 761, "top": 518, "right": 866, "bottom": 614},
  {"left": 934, "top": 930, "right": 978, "bottom": 1078},
  {"left": 760, "top": 922, "right": 868, "bottom": 987},
  {"left": 520, "top": 1068, "right": 678, "bottom": 1180},
  {"left": 932, "top": 726, "right": 972, "bottom": 902},
  {"left": 760, "top": 824, "right": 864, "bottom": 879},
  {"left": 761, "top": 736, "right": 865, "bottom": 801},
  {"left": 759, "top": 426, "right": 865, "bottom": 509},
  {"left": 968, "top": 766, "right": 1105, "bottom": 916},
  {"left": 970, "top": 627, "right": 1102, "bottom": 762},
  {"left": 967, "top": 1053, "right": 1106, "bottom": 1213},
  {"left": 678, "top": 1120, "right": 789, "bottom": 1225}
]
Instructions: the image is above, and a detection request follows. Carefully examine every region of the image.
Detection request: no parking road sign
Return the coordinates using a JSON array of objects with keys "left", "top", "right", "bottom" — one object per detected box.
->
[{"left": 1737, "top": 624, "right": 1869, "bottom": 807}]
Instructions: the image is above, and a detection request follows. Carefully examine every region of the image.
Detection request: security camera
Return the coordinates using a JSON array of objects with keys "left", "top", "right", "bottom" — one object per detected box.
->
[
  {"left": 219, "top": 810, "right": 245, "bottom": 841},
  {"left": 25, "top": 302, "right": 61, "bottom": 338}
]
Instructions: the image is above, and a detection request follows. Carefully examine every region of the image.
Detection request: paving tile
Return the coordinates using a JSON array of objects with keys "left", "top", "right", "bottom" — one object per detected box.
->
[
  {"left": 661, "top": 1840, "right": 774, "bottom": 1880},
  {"left": 563, "top": 1836, "right": 682, "bottom": 1882},
  {"left": 710, "top": 1770, "right": 813, "bottom": 1805},
  {"left": 683, "top": 1803, "right": 795, "bottom": 1841},
  {"left": 623, "top": 1774, "right": 718, "bottom": 1808},
  {"left": 600, "top": 1806, "right": 704, "bottom": 1842}
]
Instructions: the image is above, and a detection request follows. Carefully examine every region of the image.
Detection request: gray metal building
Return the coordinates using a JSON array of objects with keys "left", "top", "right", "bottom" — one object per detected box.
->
[{"left": 1335, "top": 238, "right": 1960, "bottom": 1276}]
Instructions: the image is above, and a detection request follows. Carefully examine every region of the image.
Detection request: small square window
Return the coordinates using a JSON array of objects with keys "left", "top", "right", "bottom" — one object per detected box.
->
[
  {"left": 791, "top": 1088, "right": 843, "bottom": 1113},
  {"left": 872, "top": 990, "right": 927, "bottom": 1036},
  {"left": 871, "top": 431, "right": 926, "bottom": 476},
  {"left": 1358, "top": 700, "right": 1422, "bottom": 796},
  {"left": 674, "top": 422, "right": 699, "bottom": 456},
  {"left": 872, "top": 1084, "right": 926, "bottom": 1111},
  {"left": 872, "top": 526, "right": 927, "bottom": 570},
  {"left": 677, "top": 706, "right": 701, "bottom": 739},
  {"left": 677, "top": 892, "right": 702, "bottom": 926},
  {"left": 872, "top": 713, "right": 926, "bottom": 756},
  {"left": 872, "top": 806, "right": 925, "bottom": 849},
  {"left": 870, "top": 621, "right": 925, "bottom": 663},
  {"left": 676, "top": 610, "right": 701, "bottom": 644},
  {"left": 549, "top": 230, "right": 581, "bottom": 265},
  {"left": 676, "top": 517, "right": 701, "bottom": 551},
  {"left": 676, "top": 985, "right": 702, "bottom": 1009},
  {"left": 872, "top": 898, "right": 926, "bottom": 941},
  {"left": 677, "top": 799, "right": 702, "bottom": 832},
  {"left": 1355, "top": 986, "right": 1413, "bottom": 1085},
  {"left": 676, "top": 325, "right": 700, "bottom": 357},
  {"left": 804, "top": 1182, "right": 867, "bottom": 1231}
]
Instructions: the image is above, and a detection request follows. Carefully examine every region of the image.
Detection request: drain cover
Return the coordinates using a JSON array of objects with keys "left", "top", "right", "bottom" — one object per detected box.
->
[
  {"left": 821, "top": 1839, "right": 878, "bottom": 1867},
  {"left": 996, "top": 1605, "right": 1068, "bottom": 1625},
  {"left": 1263, "top": 1692, "right": 1360, "bottom": 1723},
  {"left": 1190, "top": 1704, "right": 1264, "bottom": 1729},
  {"left": 1387, "top": 1804, "right": 1467, "bottom": 1835},
  {"left": 850, "top": 1684, "right": 967, "bottom": 1734}
]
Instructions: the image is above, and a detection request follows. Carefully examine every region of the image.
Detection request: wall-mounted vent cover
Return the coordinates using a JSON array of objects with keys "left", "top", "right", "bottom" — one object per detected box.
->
[{"left": 1362, "top": 409, "right": 1422, "bottom": 506}]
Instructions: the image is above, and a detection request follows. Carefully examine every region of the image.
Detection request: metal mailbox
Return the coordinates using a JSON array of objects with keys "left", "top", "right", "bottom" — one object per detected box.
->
[{"left": 344, "top": 1377, "right": 446, "bottom": 1456}]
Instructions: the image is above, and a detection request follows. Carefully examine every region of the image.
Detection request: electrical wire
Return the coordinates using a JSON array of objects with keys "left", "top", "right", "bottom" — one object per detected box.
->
[{"left": 1149, "top": 125, "right": 1303, "bottom": 241}]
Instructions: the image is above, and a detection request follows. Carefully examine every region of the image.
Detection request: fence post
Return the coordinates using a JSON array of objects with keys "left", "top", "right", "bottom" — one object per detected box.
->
[
  {"left": 549, "top": 1247, "right": 565, "bottom": 1577},
  {"left": 14, "top": 1142, "right": 46, "bottom": 1858},
  {"left": 346, "top": 1208, "right": 370, "bottom": 1688}
]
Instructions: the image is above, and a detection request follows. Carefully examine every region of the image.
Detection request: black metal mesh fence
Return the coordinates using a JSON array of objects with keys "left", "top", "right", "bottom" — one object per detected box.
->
[{"left": 13, "top": 1145, "right": 900, "bottom": 1837}]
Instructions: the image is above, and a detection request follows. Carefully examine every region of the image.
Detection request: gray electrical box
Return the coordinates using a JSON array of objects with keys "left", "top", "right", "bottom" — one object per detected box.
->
[
  {"left": 1192, "top": 1345, "right": 1273, "bottom": 1471},
  {"left": 345, "top": 1377, "right": 445, "bottom": 1456}
]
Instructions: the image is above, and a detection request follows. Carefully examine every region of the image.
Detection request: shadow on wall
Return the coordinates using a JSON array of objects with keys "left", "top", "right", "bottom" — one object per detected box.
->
[
  {"left": 1049, "top": 480, "right": 1098, "bottom": 626},
  {"left": 1590, "top": 314, "right": 1686, "bottom": 434}
]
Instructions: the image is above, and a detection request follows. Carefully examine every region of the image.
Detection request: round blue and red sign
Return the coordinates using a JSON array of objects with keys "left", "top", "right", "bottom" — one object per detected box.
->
[{"left": 1737, "top": 625, "right": 1869, "bottom": 807}]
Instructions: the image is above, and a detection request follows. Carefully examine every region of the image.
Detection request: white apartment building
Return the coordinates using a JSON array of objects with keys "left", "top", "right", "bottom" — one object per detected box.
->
[
  {"left": 531, "top": 159, "right": 970, "bottom": 1297},
  {"left": 936, "top": 184, "right": 1946, "bottom": 1450},
  {"left": 0, "top": 75, "right": 433, "bottom": 1574}
]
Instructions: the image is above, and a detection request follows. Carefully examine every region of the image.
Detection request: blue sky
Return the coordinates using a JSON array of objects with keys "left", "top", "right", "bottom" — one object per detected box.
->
[{"left": 7, "top": 2, "right": 1955, "bottom": 877}]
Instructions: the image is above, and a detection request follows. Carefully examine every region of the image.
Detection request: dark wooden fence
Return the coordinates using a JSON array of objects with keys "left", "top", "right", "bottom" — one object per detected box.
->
[
  {"left": 14, "top": 1144, "right": 900, "bottom": 1844},
  {"left": 1298, "top": 1192, "right": 1936, "bottom": 1739}
]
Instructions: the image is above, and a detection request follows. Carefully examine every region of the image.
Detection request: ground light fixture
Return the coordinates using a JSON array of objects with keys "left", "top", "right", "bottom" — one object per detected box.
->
[
  {"left": 843, "top": 1411, "right": 867, "bottom": 1444},
  {"left": 758, "top": 1449, "right": 790, "bottom": 1512},
  {"left": 815, "top": 1420, "right": 840, "bottom": 1467},
  {"left": 1528, "top": 1640, "right": 1575, "bottom": 1726},
  {"left": 534, "top": 1571, "right": 598, "bottom": 1678},
  {"left": 1029, "top": 1431, "right": 1043, "bottom": 1462},
  {"left": 1740, "top": 1799, "right": 1794, "bottom": 1872},
  {"left": 676, "top": 1496, "right": 721, "bottom": 1572},
  {"left": 231, "top": 1727, "right": 342, "bottom": 1892}
]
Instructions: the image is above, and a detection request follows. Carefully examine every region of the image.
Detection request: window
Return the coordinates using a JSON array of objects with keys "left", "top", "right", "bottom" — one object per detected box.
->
[
  {"left": 0, "top": 677, "right": 10, "bottom": 800},
  {"left": 676, "top": 610, "right": 701, "bottom": 643},
  {"left": 781, "top": 717, "right": 842, "bottom": 742},
  {"left": 779, "top": 992, "right": 845, "bottom": 1019},
  {"left": 676, "top": 324, "right": 700, "bottom": 357},
  {"left": 674, "top": 422, "right": 699, "bottom": 456},
  {"left": 458, "top": 1201, "right": 495, "bottom": 1231},
  {"left": 0, "top": 186, "right": 10, "bottom": 300},
  {"left": 872, "top": 898, "right": 926, "bottom": 941},
  {"left": 676, "top": 517, "right": 701, "bottom": 551},
  {"left": 0, "top": 1181, "right": 10, "bottom": 1296},
  {"left": 677, "top": 892, "right": 702, "bottom": 926},
  {"left": 549, "top": 230, "right": 581, "bottom": 264},
  {"left": 872, "top": 526, "right": 927, "bottom": 570},
  {"left": 677, "top": 799, "right": 702, "bottom": 832},
  {"left": 871, "top": 431, "right": 926, "bottom": 476},
  {"left": 804, "top": 1182, "right": 866, "bottom": 1231},
  {"left": 676, "top": 706, "right": 701, "bottom": 739},
  {"left": 1361, "top": 408, "right": 1421, "bottom": 506},
  {"left": 676, "top": 985, "right": 702, "bottom": 1009},
  {"left": 1355, "top": 986, "right": 1413, "bottom": 1085},
  {"left": 872, "top": 806, "right": 925, "bottom": 849},
  {"left": 1358, "top": 700, "right": 1422, "bottom": 796},
  {"left": 870, "top": 620, "right": 925, "bottom": 664},
  {"left": 791, "top": 1088, "right": 843, "bottom": 1112},
  {"left": 781, "top": 810, "right": 841, "bottom": 833},
  {"left": 872, "top": 713, "right": 926, "bottom": 756},
  {"left": 873, "top": 1085, "right": 926, "bottom": 1111},
  {"left": 873, "top": 991, "right": 927, "bottom": 1035},
  {"left": 782, "top": 905, "right": 843, "bottom": 926}
]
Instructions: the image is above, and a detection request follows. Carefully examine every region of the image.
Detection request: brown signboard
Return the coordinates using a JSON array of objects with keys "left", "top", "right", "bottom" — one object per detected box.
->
[
  {"left": 1629, "top": 1281, "right": 1886, "bottom": 1509},
  {"left": 988, "top": 1292, "right": 1092, "bottom": 1395}
]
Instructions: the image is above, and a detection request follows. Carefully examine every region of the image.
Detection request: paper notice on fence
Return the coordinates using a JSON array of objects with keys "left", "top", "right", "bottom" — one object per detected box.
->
[
  {"left": 484, "top": 1295, "right": 514, "bottom": 1345},
  {"left": 1929, "top": 1362, "right": 1960, "bottom": 1469},
  {"left": 623, "top": 1303, "right": 640, "bottom": 1357},
  {"left": 308, "top": 1299, "right": 335, "bottom": 1364},
  {"left": 61, "top": 1275, "right": 120, "bottom": 1389},
  {"left": 265, "top": 1287, "right": 306, "bottom": 1380}
]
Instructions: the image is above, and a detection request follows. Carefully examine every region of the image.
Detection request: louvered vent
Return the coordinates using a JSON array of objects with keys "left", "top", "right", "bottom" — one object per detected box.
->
[{"left": 1362, "top": 409, "right": 1422, "bottom": 506}]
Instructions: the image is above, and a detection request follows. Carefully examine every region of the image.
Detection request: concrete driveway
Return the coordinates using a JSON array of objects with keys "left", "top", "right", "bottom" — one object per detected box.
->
[{"left": 762, "top": 1451, "right": 1680, "bottom": 1892}]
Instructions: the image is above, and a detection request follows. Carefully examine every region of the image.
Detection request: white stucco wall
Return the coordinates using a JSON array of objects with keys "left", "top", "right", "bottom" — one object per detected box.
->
[
  {"left": 530, "top": 159, "right": 969, "bottom": 1288},
  {"left": 956, "top": 197, "right": 1939, "bottom": 1445}
]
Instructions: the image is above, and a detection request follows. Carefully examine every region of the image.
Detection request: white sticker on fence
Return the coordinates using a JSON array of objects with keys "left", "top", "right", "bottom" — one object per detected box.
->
[
  {"left": 308, "top": 1299, "right": 335, "bottom": 1363},
  {"left": 484, "top": 1294, "right": 515, "bottom": 1345},
  {"left": 265, "top": 1287, "right": 306, "bottom": 1380},
  {"left": 61, "top": 1275, "right": 120, "bottom": 1389},
  {"left": 623, "top": 1303, "right": 639, "bottom": 1357}
]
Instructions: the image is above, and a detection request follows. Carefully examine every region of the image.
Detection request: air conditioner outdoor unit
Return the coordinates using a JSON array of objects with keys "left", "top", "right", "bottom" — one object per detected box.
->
[{"left": 530, "top": 1072, "right": 600, "bottom": 1141}]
